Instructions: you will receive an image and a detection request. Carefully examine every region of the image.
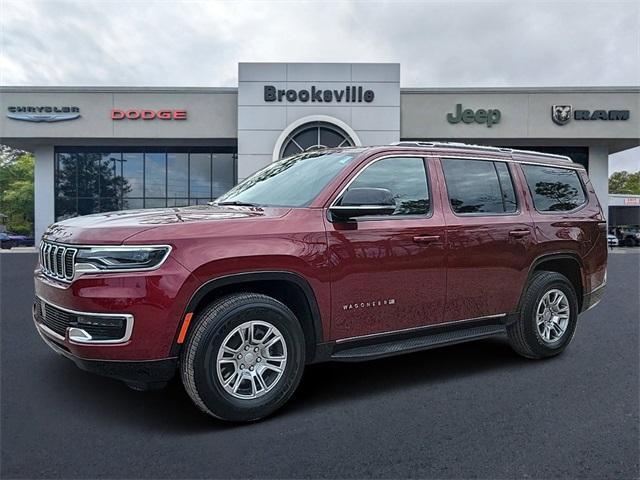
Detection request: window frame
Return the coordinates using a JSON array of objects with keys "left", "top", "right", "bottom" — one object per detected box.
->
[
  {"left": 328, "top": 154, "right": 433, "bottom": 222},
  {"left": 440, "top": 156, "right": 522, "bottom": 218},
  {"left": 520, "top": 163, "right": 588, "bottom": 215}
]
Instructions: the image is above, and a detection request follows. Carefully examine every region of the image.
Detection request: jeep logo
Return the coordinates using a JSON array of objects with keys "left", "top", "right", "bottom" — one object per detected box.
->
[{"left": 447, "top": 104, "right": 501, "bottom": 127}]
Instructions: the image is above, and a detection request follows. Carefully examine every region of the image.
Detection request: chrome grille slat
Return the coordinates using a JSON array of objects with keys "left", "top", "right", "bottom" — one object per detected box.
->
[{"left": 39, "top": 241, "right": 78, "bottom": 282}]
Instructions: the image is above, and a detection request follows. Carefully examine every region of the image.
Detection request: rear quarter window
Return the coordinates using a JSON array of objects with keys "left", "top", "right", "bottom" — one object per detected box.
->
[{"left": 521, "top": 164, "right": 586, "bottom": 212}]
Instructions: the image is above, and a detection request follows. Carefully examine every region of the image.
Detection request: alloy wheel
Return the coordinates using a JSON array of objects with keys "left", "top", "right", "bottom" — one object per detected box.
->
[
  {"left": 536, "top": 289, "right": 570, "bottom": 344},
  {"left": 216, "top": 321, "right": 288, "bottom": 399}
]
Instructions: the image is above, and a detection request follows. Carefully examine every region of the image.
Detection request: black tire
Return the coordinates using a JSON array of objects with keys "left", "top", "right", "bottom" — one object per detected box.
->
[
  {"left": 507, "top": 271, "right": 579, "bottom": 359},
  {"left": 624, "top": 237, "right": 636, "bottom": 247},
  {"left": 180, "top": 293, "right": 305, "bottom": 422}
]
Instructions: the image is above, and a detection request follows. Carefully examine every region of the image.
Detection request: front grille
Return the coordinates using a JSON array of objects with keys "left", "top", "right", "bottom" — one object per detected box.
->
[
  {"left": 35, "top": 297, "right": 74, "bottom": 337},
  {"left": 39, "top": 241, "right": 77, "bottom": 281}
]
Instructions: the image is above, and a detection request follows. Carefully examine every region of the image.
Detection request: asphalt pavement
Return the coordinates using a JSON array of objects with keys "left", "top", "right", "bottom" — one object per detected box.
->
[{"left": 1, "top": 249, "right": 638, "bottom": 479}]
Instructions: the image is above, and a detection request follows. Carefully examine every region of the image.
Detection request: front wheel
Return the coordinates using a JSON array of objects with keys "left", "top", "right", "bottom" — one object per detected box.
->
[
  {"left": 507, "top": 271, "right": 579, "bottom": 359},
  {"left": 180, "top": 293, "right": 305, "bottom": 422}
]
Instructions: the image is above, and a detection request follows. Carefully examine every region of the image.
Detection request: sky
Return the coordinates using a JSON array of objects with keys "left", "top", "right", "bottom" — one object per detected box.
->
[{"left": 0, "top": 0, "right": 638, "bottom": 171}]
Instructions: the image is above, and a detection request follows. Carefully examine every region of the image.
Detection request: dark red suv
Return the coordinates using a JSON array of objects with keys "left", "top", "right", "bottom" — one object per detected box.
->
[{"left": 33, "top": 142, "right": 607, "bottom": 421}]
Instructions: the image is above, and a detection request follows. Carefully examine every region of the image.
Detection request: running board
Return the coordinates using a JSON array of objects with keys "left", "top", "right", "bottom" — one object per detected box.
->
[{"left": 331, "top": 323, "right": 506, "bottom": 362}]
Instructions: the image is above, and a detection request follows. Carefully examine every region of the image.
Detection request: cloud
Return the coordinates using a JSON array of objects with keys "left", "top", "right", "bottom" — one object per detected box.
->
[{"left": 1, "top": 0, "right": 638, "bottom": 87}]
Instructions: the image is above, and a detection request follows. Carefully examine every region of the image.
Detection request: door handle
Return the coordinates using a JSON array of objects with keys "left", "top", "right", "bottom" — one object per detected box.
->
[
  {"left": 413, "top": 235, "right": 440, "bottom": 244},
  {"left": 509, "top": 229, "right": 531, "bottom": 238}
]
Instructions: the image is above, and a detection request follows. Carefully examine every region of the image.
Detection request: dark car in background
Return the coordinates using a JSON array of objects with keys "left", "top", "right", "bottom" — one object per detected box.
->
[
  {"left": 614, "top": 226, "right": 640, "bottom": 247},
  {"left": 0, "top": 232, "right": 17, "bottom": 249},
  {"left": 6, "top": 232, "right": 35, "bottom": 247}
]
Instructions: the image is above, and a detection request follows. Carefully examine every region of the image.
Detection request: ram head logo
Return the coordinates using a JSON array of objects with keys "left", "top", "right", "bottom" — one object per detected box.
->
[{"left": 552, "top": 105, "right": 572, "bottom": 125}]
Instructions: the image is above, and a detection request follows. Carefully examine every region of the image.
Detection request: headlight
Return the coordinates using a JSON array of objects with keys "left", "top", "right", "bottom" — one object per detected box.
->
[{"left": 75, "top": 246, "right": 171, "bottom": 273}]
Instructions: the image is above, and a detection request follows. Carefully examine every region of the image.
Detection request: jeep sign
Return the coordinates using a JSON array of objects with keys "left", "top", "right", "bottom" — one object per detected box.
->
[{"left": 446, "top": 104, "right": 501, "bottom": 127}]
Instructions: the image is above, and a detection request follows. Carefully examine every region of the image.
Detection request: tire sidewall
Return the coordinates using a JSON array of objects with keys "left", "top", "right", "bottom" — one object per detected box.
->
[
  {"left": 522, "top": 276, "right": 578, "bottom": 356},
  {"left": 189, "top": 298, "right": 304, "bottom": 421}
]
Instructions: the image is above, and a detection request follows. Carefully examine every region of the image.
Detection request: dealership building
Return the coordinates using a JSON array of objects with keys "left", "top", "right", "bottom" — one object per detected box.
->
[{"left": 1, "top": 62, "right": 638, "bottom": 239}]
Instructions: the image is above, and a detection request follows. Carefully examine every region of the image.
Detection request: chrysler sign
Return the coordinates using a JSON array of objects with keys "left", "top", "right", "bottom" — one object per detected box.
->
[{"left": 6, "top": 106, "right": 81, "bottom": 122}]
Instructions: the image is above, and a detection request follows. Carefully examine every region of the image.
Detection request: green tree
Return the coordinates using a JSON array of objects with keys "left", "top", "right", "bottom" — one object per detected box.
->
[
  {"left": 0, "top": 146, "right": 34, "bottom": 235},
  {"left": 609, "top": 171, "right": 640, "bottom": 195}
]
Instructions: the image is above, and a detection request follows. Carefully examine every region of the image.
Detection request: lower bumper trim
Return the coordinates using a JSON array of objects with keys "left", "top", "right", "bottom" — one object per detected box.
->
[{"left": 36, "top": 320, "right": 177, "bottom": 384}]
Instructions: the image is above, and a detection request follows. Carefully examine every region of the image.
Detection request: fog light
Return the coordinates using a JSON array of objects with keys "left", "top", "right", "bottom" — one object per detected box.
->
[
  {"left": 72, "top": 315, "right": 127, "bottom": 342},
  {"left": 76, "top": 316, "right": 124, "bottom": 328}
]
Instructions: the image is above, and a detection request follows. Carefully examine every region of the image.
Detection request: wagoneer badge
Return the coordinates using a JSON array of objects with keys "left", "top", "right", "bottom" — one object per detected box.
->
[{"left": 343, "top": 298, "right": 396, "bottom": 311}]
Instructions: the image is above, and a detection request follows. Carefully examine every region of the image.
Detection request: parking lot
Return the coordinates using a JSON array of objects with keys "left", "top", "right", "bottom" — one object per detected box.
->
[{"left": 1, "top": 249, "right": 638, "bottom": 479}]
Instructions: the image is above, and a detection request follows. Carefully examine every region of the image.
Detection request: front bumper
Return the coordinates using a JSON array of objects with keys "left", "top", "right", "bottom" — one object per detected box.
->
[
  {"left": 33, "top": 255, "right": 199, "bottom": 361},
  {"left": 34, "top": 310, "right": 177, "bottom": 384}
]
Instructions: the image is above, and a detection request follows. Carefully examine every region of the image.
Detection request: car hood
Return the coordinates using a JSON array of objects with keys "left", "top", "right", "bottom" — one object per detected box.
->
[{"left": 42, "top": 205, "right": 291, "bottom": 245}]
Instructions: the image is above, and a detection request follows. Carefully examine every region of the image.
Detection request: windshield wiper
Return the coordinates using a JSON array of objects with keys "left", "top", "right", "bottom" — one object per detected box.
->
[{"left": 215, "top": 201, "right": 262, "bottom": 207}]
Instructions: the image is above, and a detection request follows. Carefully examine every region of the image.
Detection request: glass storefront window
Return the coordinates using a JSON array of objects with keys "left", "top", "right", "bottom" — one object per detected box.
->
[
  {"left": 168, "top": 152, "right": 189, "bottom": 199},
  {"left": 145, "top": 152, "right": 167, "bottom": 199},
  {"left": 54, "top": 147, "right": 236, "bottom": 221},
  {"left": 122, "top": 152, "right": 144, "bottom": 198},
  {"left": 213, "top": 153, "right": 235, "bottom": 199},
  {"left": 190, "top": 153, "right": 212, "bottom": 200}
]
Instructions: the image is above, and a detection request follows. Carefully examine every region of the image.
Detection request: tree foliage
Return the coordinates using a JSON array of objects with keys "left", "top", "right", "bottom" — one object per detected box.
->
[
  {"left": 609, "top": 171, "right": 640, "bottom": 195},
  {"left": 0, "top": 146, "right": 34, "bottom": 235}
]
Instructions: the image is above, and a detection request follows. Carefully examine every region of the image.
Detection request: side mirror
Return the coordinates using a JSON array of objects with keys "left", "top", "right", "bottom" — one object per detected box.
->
[{"left": 329, "top": 187, "right": 396, "bottom": 221}]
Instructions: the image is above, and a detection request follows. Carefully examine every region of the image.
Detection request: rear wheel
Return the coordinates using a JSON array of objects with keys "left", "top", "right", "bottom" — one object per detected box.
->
[
  {"left": 180, "top": 293, "right": 305, "bottom": 422},
  {"left": 624, "top": 237, "right": 636, "bottom": 247},
  {"left": 507, "top": 271, "right": 579, "bottom": 359}
]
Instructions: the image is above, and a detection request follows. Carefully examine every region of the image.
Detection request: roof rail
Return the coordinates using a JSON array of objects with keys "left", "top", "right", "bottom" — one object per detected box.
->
[
  {"left": 389, "top": 141, "right": 572, "bottom": 163},
  {"left": 390, "top": 141, "right": 511, "bottom": 153}
]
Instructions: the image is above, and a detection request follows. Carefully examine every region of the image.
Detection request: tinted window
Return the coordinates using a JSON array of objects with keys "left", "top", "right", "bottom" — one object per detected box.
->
[
  {"left": 443, "top": 159, "right": 517, "bottom": 214},
  {"left": 521, "top": 165, "right": 586, "bottom": 212},
  {"left": 340, "top": 157, "right": 430, "bottom": 215}
]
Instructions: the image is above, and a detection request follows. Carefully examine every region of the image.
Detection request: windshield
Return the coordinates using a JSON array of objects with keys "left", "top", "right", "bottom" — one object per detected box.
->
[{"left": 215, "top": 150, "right": 360, "bottom": 207}]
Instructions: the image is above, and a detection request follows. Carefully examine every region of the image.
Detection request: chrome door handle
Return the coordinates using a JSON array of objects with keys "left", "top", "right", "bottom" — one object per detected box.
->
[
  {"left": 509, "top": 229, "right": 531, "bottom": 238},
  {"left": 413, "top": 235, "right": 440, "bottom": 244}
]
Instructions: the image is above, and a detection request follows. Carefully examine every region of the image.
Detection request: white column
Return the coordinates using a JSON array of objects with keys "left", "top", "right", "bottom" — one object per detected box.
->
[
  {"left": 589, "top": 145, "right": 609, "bottom": 221},
  {"left": 33, "top": 145, "right": 55, "bottom": 241}
]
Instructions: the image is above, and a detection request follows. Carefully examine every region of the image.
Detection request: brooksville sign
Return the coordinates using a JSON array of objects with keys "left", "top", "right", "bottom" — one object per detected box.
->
[{"left": 264, "top": 85, "right": 375, "bottom": 103}]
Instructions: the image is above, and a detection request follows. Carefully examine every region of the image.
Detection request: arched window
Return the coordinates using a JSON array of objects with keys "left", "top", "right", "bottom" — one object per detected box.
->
[{"left": 280, "top": 121, "right": 354, "bottom": 159}]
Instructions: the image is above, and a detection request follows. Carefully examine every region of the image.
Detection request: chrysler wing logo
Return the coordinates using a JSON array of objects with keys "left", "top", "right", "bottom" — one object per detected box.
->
[
  {"left": 7, "top": 113, "right": 81, "bottom": 122},
  {"left": 6, "top": 106, "right": 81, "bottom": 122},
  {"left": 551, "top": 105, "right": 572, "bottom": 125}
]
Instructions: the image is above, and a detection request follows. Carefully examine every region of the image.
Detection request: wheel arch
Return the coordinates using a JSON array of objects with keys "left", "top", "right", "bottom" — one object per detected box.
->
[
  {"left": 171, "top": 271, "right": 324, "bottom": 363},
  {"left": 519, "top": 252, "right": 585, "bottom": 313}
]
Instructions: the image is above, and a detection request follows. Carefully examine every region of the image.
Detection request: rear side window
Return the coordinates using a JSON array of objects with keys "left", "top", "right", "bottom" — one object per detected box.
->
[
  {"left": 341, "top": 157, "right": 430, "bottom": 215},
  {"left": 442, "top": 159, "right": 517, "bottom": 214},
  {"left": 521, "top": 165, "right": 586, "bottom": 212}
]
